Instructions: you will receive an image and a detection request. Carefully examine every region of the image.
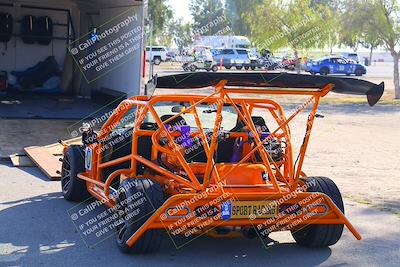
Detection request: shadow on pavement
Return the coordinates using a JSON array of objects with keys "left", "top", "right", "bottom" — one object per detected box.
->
[{"left": 0, "top": 192, "right": 334, "bottom": 267}]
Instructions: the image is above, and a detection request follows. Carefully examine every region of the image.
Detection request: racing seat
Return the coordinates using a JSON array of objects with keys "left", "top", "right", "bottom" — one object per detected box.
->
[
  {"left": 222, "top": 116, "right": 271, "bottom": 163},
  {"left": 251, "top": 116, "right": 270, "bottom": 133}
]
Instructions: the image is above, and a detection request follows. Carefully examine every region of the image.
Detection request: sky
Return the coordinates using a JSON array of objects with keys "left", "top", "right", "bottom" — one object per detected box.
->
[{"left": 167, "top": 0, "right": 192, "bottom": 23}]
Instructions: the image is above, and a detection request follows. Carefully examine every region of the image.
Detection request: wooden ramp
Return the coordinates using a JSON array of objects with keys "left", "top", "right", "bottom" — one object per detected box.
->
[
  {"left": 25, "top": 146, "right": 62, "bottom": 180},
  {"left": 20, "top": 137, "right": 81, "bottom": 180}
]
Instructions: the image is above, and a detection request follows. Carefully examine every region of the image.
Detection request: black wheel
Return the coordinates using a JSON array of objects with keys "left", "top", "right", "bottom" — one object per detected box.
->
[
  {"left": 236, "top": 66, "right": 243, "bottom": 70},
  {"left": 182, "top": 63, "right": 189, "bottom": 72},
  {"left": 61, "top": 145, "right": 90, "bottom": 201},
  {"left": 211, "top": 65, "right": 218, "bottom": 72},
  {"left": 244, "top": 66, "right": 249, "bottom": 70},
  {"left": 189, "top": 64, "right": 196, "bottom": 72},
  {"left": 320, "top": 67, "right": 329, "bottom": 75},
  {"left": 291, "top": 176, "right": 344, "bottom": 247},
  {"left": 251, "top": 66, "right": 256, "bottom": 70},
  {"left": 225, "top": 65, "right": 232, "bottom": 70},
  {"left": 115, "top": 178, "right": 165, "bottom": 254},
  {"left": 153, "top": 57, "right": 161, "bottom": 65},
  {"left": 355, "top": 68, "right": 363, "bottom": 76},
  {"left": 310, "top": 71, "right": 316, "bottom": 75}
]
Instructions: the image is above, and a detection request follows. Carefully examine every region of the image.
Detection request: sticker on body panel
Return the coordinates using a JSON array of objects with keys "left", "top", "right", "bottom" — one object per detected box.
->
[
  {"left": 221, "top": 201, "right": 232, "bottom": 220},
  {"left": 85, "top": 147, "right": 92, "bottom": 170}
]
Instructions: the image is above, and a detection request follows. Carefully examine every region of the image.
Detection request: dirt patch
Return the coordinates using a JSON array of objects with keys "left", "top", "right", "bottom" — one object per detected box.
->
[
  {"left": 292, "top": 105, "right": 400, "bottom": 214},
  {"left": 0, "top": 119, "right": 77, "bottom": 157}
]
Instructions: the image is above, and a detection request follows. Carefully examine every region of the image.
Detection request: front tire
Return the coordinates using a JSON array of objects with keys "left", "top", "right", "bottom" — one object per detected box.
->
[
  {"left": 153, "top": 57, "right": 161, "bottom": 65},
  {"left": 291, "top": 176, "right": 344, "bottom": 247},
  {"left": 235, "top": 66, "right": 243, "bottom": 70},
  {"left": 189, "top": 64, "right": 197, "bottom": 72},
  {"left": 211, "top": 65, "right": 218, "bottom": 72},
  {"left": 115, "top": 178, "right": 165, "bottom": 254},
  {"left": 355, "top": 68, "right": 363, "bottom": 76},
  {"left": 61, "top": 145, "right": 90, "bottom": 201}
]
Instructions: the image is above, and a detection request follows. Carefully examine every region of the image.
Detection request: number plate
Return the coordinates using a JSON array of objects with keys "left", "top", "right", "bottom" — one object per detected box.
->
[
  {"left": 232, "top": 201, "right": 277, "bottom": 219},
  {"left": 222, "top": 201, "right": 277, "bottom": 220}
]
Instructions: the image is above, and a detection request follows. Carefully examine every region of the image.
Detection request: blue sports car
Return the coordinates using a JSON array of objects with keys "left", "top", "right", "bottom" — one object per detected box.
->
[{"left": 306, "top": 56, "right": 367, "bottom": 76}]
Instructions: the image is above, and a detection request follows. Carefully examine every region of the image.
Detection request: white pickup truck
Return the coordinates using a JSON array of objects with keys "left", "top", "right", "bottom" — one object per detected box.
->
[{"left": 145, "top": 46, "right": 170, "bottom": 65}]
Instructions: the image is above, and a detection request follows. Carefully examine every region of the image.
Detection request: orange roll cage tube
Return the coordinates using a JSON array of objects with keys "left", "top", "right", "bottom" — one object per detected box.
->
[{"left": 76, "top": 81, "right": 363, "bottom": 248}]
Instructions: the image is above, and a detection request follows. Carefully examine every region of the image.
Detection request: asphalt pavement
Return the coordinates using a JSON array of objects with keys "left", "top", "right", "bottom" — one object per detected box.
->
[{"left": 0, "top": 162, "right": 399, "bottom": 267}]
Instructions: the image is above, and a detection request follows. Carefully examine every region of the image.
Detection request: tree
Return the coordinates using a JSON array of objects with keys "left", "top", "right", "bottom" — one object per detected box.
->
[
  {"left": 309, "top": 0, "right": 341, "bottom": 54},
  {"left": 337, "top": 0, "right": 363, "bottom": 52},
  {"left": 225, "top": 0, "right": 263, "bottom": 36},
  {"left": 360, "top": 33, "right": 383, "bottom": 65},
  {"left": 190, "top": 0, "right": 230, "bottom": 35},
  {"left": 245, "top": 0, "right": 332, "bottom": 72},
  {"left": 167, "top": 18, "right": 193, "bottom": 53},
  {"left": 338, "top": 0, "right": 382, "bottom": 64},
  {"left": 148, "top": 0, "right": 173, "bottom": 44},
  {"left": 355, "top": 0, "right": 400, "bottom": 98}
]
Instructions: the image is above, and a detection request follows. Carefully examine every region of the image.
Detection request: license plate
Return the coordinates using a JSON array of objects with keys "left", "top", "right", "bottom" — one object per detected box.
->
[{"left": 223, "top": 201, "right": 277, "bottom": 220}]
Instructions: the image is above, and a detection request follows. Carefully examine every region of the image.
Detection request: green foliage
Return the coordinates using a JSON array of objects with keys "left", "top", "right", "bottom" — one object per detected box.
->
[
  {"left": 244, "top": 0, "right": 331, "bottom": 52},
  {"left": 168, "top": 18, "right": 193, "bottom": 52},
  {"left": 224, "top": 0, "right": 263, "bottom": 36},
  {"left": 358, "top": 0, "right": 400, "bottom": 52},
  {"left": 148, "top": 0, "right": 173, "bottom": 44},
  {"left": 190, "top": 0, "right": 230, "bottom": 35},
  {"left": 355, "top": 0, "right": 400, "bottom": 98}
]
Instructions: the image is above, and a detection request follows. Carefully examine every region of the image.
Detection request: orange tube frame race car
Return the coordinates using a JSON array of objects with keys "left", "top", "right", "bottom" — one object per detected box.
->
[{"left": 61, "top": 72, "right": 384, "bottom": 253}]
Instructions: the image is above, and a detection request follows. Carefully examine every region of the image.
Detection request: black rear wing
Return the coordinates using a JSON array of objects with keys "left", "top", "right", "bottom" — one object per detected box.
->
[{"left": 152, "top": 72, "right": 384, "bottom": 106}]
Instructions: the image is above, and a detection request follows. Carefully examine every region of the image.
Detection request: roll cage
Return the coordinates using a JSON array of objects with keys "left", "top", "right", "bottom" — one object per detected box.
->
[{"left": 72, "top": 79, "right": 367, "bottom": 247}]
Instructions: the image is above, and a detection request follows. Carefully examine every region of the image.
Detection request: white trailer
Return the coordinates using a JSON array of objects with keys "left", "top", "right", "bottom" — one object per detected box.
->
[
  {"left": 0, "top": 0, "right": 146, "bottom": 98},
  {"left": 196, "top": 35, "right": 251, "bottom": 49}
]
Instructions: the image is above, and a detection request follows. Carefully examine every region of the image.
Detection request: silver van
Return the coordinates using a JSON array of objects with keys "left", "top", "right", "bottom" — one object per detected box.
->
[{"left": 213, "top": 48, "right": 251, "bottom": 70}]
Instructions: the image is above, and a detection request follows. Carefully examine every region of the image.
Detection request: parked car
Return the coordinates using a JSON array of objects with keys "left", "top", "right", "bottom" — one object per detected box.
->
[
  {"left": 145, "top": 46, "right": 170, "bottom": 65},
  {"left": 281, "top": 58, "right": 296, "bottom": 70},
  {"left": 212, "top": 48, "right": 251, "bottom": 70},
  {"left": 182, "top": 48, "right": 218, "bottom": 72},
  {"left": 341, "top": 52, "right": 360, "bottom": 63},
  {"left": 281, "top": 57, "right": 308, "bottom": 71},
  {"left": 306, "top": 56, "right": 367, "bottom": 76},
  {"left": 257, "top": 56, "right": 280, "bottom": 70},
  {"left": 167, "top": 50, "right": 176, "bottom": 61},
  {"left": 244, "top": 50, "right": 259, "bottom": 70},
  {"left": 182, "top": 58, "right": 218, "bottom": 72}
]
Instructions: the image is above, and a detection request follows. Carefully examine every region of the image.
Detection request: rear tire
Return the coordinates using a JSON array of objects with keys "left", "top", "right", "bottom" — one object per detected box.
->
[
  {"left": 225, "top": 65, "right": 232, "bottom": 70},
  {"left": 291, "top": 176, "right": 344, "bottom": 247},
  {"left": 244, "top": 66, "right": 249, "bottom": 70},
  {"left": 61, "top": 145, "right": 90, "bottom": 201},
  {"left": 251, "top": 66, "right": 256, "bottom": 70},
  {"left": 115, "top": 178, "right": 165, "bottom": 254},
  {"left": 236, "top": 66, "right": 243, "bottom": 70},
  {"left": 211, "top": 65, "right": 218, "bottom": 72},
  {"left": 320, "top": 68, "right": 329, "bottom": 75}
]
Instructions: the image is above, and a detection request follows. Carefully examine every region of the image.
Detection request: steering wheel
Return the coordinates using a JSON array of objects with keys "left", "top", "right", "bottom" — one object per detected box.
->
[{"left": 140, "top": 122, "right": 157, "bottom": 130}]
